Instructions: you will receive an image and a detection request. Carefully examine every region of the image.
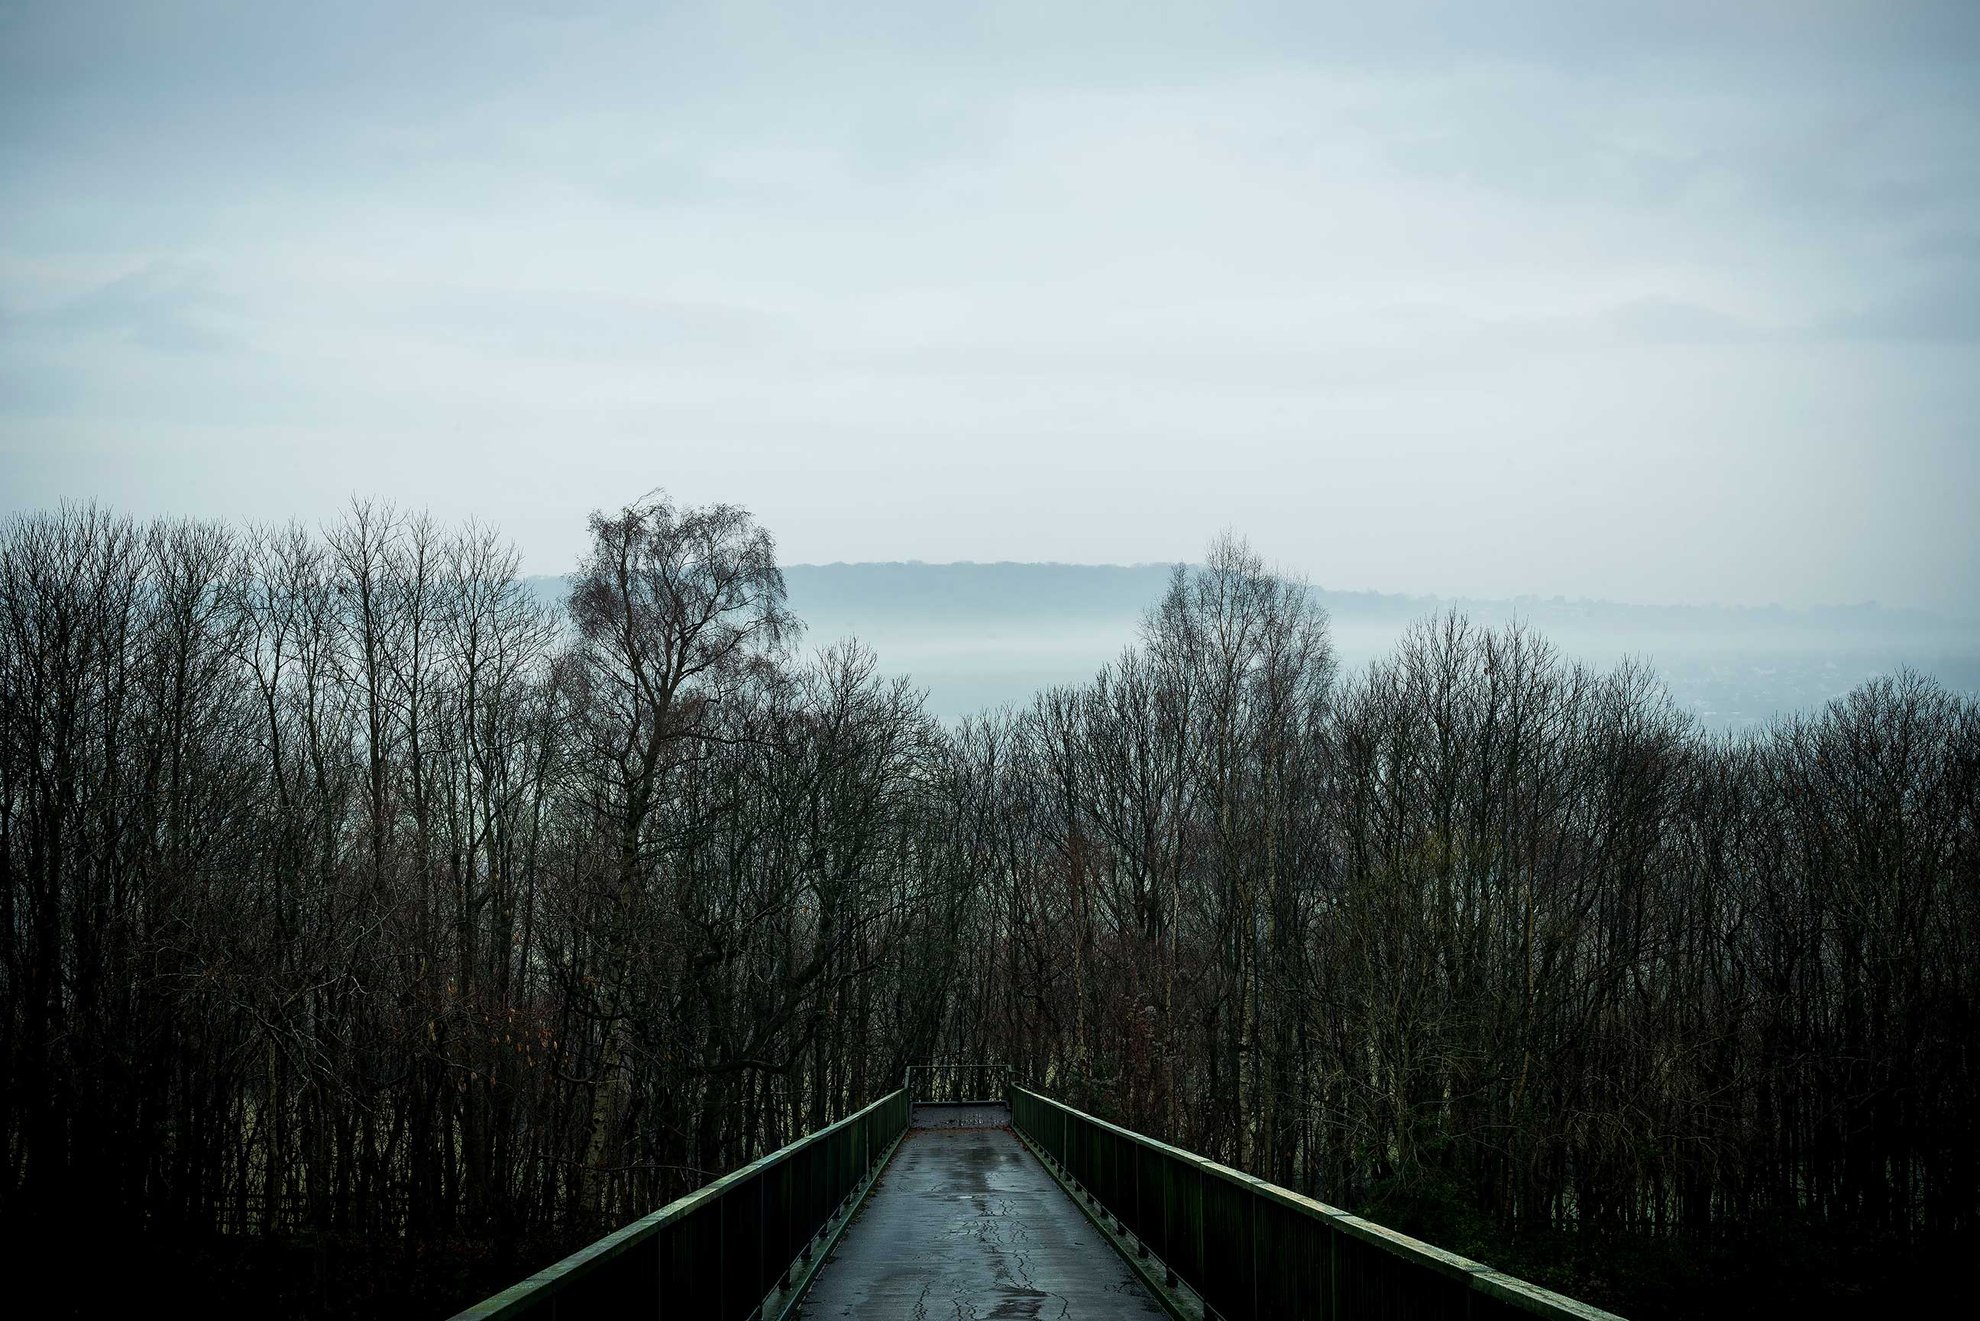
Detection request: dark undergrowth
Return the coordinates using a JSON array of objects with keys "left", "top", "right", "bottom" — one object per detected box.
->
[
  {"left": 18, "top": 1198, "right": 1970, "bottom": 1318},
  {"left": 1357, "top": 1175, "right": 1972, "bottom": 1319},
  {"left": 22, "top": 1223, "right": 595, "bottom": 1320}
]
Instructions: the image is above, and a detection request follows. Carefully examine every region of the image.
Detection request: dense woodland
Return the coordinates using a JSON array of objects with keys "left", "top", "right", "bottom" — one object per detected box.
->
[{"left": 2, "top": 496, "right": 1974, "bottom": 1317}]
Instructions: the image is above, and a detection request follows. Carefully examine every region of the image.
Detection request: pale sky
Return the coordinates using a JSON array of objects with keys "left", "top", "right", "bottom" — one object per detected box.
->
[{"left": 3, "top": 1, "right": 1976, "bottom": 610}]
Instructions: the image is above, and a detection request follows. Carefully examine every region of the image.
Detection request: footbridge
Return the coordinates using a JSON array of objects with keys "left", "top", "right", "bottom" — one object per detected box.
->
[{"left": 452, "top": 1067, "right": 1621, "bottom": 1320}]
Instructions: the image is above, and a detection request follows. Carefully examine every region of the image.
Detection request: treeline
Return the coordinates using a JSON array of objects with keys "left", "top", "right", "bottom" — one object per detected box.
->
[
  {"left": 1, "top": 499, "right": 1974, "bottom": 1316},
  {"left": 938, "top": 540, "right": 1979, "bottom": 1309},
  {"left": 0, "top": 498, "right": 955, "bottom": 1313}
]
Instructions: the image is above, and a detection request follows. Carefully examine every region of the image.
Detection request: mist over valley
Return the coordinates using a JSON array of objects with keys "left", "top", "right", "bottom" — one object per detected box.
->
[{"left": 527, "top": 561, "right": 1980, "bottom": 730}]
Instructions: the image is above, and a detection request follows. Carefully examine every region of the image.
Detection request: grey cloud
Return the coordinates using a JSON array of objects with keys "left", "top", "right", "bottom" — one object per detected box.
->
[
  {"left": 10, "top": 261, "right": 245, "bottom": 355},
  {"left": 371, "top": 285, "right": 787, "bottom": 362},
  {"left": 1601, "top": 298, "right": 1765, "bottom": 345},
  {"left": 0, "top": 1, "right": 1975, "bottom": 611},
  {"left": 1824, "top": 280, "right": 1980, "bottom": 342},
  {"left": 1902, "top": 227, "right": 1980, "bottom": 262}
]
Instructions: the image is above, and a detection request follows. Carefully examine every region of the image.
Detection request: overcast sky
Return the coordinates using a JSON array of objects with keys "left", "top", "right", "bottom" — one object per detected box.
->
[{"left": 2, "top": 1, "right": 1975, "bottom": 610}]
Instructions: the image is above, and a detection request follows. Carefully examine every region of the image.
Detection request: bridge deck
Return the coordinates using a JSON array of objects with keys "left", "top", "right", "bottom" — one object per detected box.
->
[{"left": 797, "top": 1118, "right": 1165, "bottom": 1320}]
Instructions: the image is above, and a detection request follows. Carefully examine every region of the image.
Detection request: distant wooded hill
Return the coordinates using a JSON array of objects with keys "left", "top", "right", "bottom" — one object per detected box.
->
[{"left": 529, "top": 562, "right": 1980, "bottom": 729}]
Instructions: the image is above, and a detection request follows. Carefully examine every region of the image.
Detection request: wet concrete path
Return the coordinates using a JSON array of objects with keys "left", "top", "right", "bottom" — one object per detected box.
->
[{"left": 797, "top": 1123, "right": 1165, "bottom": 1320}]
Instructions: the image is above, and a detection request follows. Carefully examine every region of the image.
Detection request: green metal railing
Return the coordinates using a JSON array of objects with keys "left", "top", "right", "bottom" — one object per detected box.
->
[
  {"left": 1009, "top": 1086, "right": 1622, "bottom": 1321},
  {"left": 451, "top": 1089, "right": 909, "bottom": 1321}
]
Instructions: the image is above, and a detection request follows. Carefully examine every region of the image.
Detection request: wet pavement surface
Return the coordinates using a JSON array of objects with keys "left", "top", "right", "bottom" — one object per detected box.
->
[{"left": 797, "top": 1125, "right": 1165, "bottom": 1320}]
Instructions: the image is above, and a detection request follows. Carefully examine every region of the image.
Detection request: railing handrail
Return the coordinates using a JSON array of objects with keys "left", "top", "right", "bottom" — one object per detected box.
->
[
  {"left": 454, "top": 1088, "right": 907, "bottom": 1320},
  {"left": 1010, "top": 1085, "right": 1623, "bottom": 1321},
  {"left": 903, "top": 1061, "right": 1005, "bottom": 1080},
  {"left": 903, "top": 1062, "right": 1009, "bottom": 1104}
]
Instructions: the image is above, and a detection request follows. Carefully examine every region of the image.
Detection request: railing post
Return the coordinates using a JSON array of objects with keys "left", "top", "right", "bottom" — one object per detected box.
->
[{"left": 1249, "top": 1185, "right": 1259, "bottom": 1321}]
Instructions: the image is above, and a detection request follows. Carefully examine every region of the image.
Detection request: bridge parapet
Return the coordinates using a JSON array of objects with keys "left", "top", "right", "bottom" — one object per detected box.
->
[
  {"left": 1010, "top": 1086, "right": 1624, "bottom": 1321},
  {"left": 450, "top": 1089, "right": 908, "bottom": 1321}
]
